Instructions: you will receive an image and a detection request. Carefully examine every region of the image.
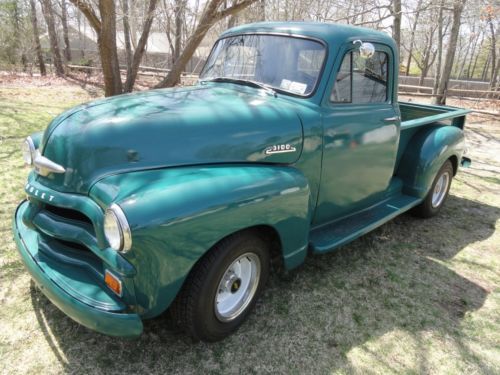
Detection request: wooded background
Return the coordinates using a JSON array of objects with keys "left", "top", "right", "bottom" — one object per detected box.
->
[{"left": 0, "top": 0, "right": 498, "bottom": 104}]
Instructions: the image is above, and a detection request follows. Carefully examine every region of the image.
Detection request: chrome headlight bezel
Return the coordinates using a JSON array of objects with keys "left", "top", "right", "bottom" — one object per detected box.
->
[
  {"left": 22, "top": 136, "right": 36, "bottom": 166},
  {"left": 104, "top": 203, "right": 132, "bottom": 252}
]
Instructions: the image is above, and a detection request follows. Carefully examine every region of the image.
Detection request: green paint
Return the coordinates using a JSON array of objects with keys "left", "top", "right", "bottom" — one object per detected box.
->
[{"left": 12, "top": 22, "right": 469, "bottom": 337}]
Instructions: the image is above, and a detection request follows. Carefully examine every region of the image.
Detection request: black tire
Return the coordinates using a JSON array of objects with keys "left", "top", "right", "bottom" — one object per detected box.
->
[
  {"left": 412, "top": 160, "right": 454, "bottom": 218},
  {"left": 170, "top": 231, "right": 270, "bottom": 342}
]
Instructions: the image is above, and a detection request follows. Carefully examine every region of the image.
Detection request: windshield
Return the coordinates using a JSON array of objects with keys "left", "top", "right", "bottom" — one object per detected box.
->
[{"left": 200, "top": 34, "right": 326, "bottom": 96}]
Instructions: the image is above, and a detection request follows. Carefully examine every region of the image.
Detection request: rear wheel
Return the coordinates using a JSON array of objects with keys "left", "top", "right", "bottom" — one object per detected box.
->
[
  {"left": 171, "top": 231, "right": 270, "bottom": 342},
  {"left": 412, "top": 160, "right": 453, "bottom": 218}
]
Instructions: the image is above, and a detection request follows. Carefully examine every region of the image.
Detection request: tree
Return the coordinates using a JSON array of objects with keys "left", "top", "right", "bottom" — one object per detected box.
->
[
  {"left": 432, "top": 0, "right": 445, "bottom": 100},
  {"left": 413, "top": 25, "right": 437, "bottom": 87},
  {"left": 123, "top": 0, "right": 159, "bottom": 92},
  {"left": 173, "top": 0, "right": 186, "bottom": 64},
  {"left": 485, "top": 5, "right": 497, "bottom": 90},
  {"left": 155, "top": 0, "right": 258, "bottom": 88},
  {"left": 40, "top": 0, "right": 65, "bottom": 76},
  {"left": 433, "top": 0, "right": 466, "bottom": 105},
  {"left": 29, "top": 0, "right": 46, "bottom": 75},
  {"left": 98, "top": 0, "right": 123, "bottom": 95},
  {"left": 121, "top": 0, "right": 133, "bottom": 80},
  {"left": 70, "top": 0, "right": 159, "bottom": 96},
  {"left": 60, "top": 0, "right": 72, "bottom": 61},
  {"left": 403, "top": 0, "right": 424, "bottom": 75},
  {"left": 13, "top": 0, "right": 28, "bottom": 71},
  {"left": 391, "top": 0, "right": 401, "bottom": 56}
]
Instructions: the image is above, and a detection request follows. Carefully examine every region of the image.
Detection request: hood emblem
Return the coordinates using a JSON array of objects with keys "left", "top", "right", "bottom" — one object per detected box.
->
[
  {"left": 33, "top": 152, "right": 66, "bottom": 176},
  {"left": 265, "top": 144, "right": 296, "bottom": 155}
]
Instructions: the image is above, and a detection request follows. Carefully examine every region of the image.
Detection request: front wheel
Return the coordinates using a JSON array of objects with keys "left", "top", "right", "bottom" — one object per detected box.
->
[
  {"left": 170, "top": 231, "right": 270, "bottom": 342},
  {"left": 412, "top": 160, "right": 454, "bottom": 218}
]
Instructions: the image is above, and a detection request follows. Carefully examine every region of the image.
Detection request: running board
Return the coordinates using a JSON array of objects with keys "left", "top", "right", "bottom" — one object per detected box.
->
[{"left": 310, "top": 195, "right": 421, "bottom": 254}]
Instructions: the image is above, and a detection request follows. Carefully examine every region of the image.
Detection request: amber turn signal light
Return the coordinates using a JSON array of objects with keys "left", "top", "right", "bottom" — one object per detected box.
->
[{"left": 104, "top": 270, "right": 122, "bottom": 297}]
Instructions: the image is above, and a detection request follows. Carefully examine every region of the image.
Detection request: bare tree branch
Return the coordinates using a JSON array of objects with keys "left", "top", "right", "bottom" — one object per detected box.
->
[{"left": 69, "top": 0, "right": 102, "bottom": 33}]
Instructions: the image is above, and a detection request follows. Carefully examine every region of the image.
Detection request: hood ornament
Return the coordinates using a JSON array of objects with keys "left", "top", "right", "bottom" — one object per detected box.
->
[{"left": 33, "top": 152, "right": 66, "bottom": 176}]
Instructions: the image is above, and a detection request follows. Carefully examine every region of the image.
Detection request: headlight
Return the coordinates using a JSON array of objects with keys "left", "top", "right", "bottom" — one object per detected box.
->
[
  {"left": 21, "top": 137, "right": 36, "bottom": 166},
  {"left": 104, "top": 204, "right": 132, "bottom": 252}
]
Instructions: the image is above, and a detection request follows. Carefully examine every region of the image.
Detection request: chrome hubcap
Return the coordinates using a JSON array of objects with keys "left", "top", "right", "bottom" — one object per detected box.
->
[
  {"left": 432, "top": 172, "right": 450, "bottom": 208},
  {"left": 215, "top": 253, "right": 260, "bottom": 322}
]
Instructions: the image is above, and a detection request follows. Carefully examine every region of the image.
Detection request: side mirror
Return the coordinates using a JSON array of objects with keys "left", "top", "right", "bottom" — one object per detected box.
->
[{"left": 353, "top": 40, "right": 375, "bottom": 59}]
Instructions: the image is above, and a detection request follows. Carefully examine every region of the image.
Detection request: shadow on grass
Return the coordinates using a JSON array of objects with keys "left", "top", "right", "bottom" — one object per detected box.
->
[{"left": 29, "top": 194, "right": 497, "bottom": 373}]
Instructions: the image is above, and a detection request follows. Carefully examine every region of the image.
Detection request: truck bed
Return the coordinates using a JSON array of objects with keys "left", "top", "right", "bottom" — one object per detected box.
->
[
  {"left": 396, "top": 102, "right": 470, "bottom": 171},
  {"left": 399, "top": 101, "right": 470, "bottom": 129}
]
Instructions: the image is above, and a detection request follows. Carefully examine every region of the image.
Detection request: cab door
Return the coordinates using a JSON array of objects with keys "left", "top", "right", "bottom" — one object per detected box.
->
[{"left": 314, "top": 43, "right": 400, "bottom": 225}]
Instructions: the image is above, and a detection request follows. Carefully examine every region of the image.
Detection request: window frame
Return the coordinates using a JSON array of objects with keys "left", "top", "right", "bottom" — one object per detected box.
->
[{"left": 329, "top": 43, "right": 393, "bottom": 106}]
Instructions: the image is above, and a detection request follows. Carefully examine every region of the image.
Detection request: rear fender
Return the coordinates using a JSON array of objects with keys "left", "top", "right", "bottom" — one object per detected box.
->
[
  {"left": 90, "top": 165, "right": 312, "bottom": 317},
  {"left": 396, "top": 125, "right": 465, "bottom": 198}
]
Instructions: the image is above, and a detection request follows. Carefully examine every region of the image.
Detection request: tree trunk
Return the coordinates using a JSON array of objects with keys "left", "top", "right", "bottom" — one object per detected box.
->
[
  {"left": 470, "top": 34, "right": 483, "bottom": 79},
  {"left": 432, "top": 0, "right": 445, "bottom": 102},
  {"left": 465, "top": 30, "right": 480, "bottom": 79},
  {"left": 98, "top": 0, "right": 123, "bottom": 96},
  {"left": 173, "top": 0, "right": 185, "bottom": 64},
  {"left": 227, "top": 0, "right": 237, "bottom": 28},
  {"left": 456, "top": 35, "right": 471, "bottom": 80},
  {"left": 40, "top": 0, "right": 64, "bottom": 76},
  {"left": 30, "top": 0, "right": 46, "bottom": 75},
  {"left": 259, "top": 0, "right": 265, "bottom": 21},
  {"left": 122, "top": 0, "right": 133, "bottom": 79},
  {"left": 155, "top": 0, "right": 258, "bottom": 88},
  {"left": 61, "top": 0, "right": 72, "bottom": 61},
  {"left": 404, "top": 0, "right": 423, "bottom": 76},
  {"left": 392, "top": 0, "right": 401, "bottom": 57},
  {"left": 70, "top": 0, "right": 124, "bottom": 96},
  {"left": 124, "top": 0, "right": 159, "bottom": 92},
  {"left": 13, "top": 1, "right": 28, "bottom": 71},
  {"left": 487, "top": 13, "right": 497, "bottom": 90},
  {"left": 418, "top": 32, "right": 436, "bottom": 89},
  {"left": 481, "top": 52, "right": 491, "bottom": 81},
  {"left": 77, "top": 9, "right": 85, "bottom": 58},
  {"left": 491, "top": 63, "right": 500, "bottom": 92}
]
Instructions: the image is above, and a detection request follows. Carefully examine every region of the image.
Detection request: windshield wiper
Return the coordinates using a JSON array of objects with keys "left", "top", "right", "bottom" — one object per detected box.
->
[{"left": 201, "top": 77, "right": 277, "bottom": 97}]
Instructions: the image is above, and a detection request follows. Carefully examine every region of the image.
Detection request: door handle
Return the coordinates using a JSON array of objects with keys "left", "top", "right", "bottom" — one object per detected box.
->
[{"left": 383, "top": 116, "right": 400, "bottom": 122}]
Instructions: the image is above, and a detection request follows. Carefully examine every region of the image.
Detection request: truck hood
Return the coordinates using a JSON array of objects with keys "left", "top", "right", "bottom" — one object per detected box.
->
[{"left": 37, "top": 85, "right": 304, "bottom": 194}]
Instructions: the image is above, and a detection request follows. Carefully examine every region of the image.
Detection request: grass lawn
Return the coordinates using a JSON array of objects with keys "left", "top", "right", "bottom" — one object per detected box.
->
[{"left": 0, "top": 77, "right": 499, "bottom": 374}]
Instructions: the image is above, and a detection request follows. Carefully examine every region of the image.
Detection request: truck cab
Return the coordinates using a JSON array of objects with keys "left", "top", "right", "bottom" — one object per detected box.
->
[{"left": 13, "top": 22, "right": 470, "bottom": 342}]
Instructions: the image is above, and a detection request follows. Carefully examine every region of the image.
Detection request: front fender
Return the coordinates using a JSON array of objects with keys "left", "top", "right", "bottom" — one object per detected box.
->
[
  {"left": 90, "top": 165, "right": 311, "bottom": 317},
  {"left": 396, "top": 125, "right": 465, "bottom": 198}
]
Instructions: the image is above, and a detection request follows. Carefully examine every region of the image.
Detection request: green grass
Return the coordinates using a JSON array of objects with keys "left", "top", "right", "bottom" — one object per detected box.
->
[{"left": 0, "top": 82, "right": 499, "bottom": 374}]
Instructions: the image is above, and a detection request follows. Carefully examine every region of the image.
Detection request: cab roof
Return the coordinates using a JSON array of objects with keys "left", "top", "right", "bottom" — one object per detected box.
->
[{"left": 220, "top": 21, "right": 396, "bottom": 49}]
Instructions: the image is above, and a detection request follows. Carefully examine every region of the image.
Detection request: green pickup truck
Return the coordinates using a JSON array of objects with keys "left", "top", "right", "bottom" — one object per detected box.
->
[{"left": 13, "top": 22, "right": 470, "bottom": 342}]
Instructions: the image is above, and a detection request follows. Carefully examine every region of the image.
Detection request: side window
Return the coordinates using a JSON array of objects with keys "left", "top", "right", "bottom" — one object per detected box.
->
[{"left": 331, "top": 50, "right": 389, "bottom": 104}]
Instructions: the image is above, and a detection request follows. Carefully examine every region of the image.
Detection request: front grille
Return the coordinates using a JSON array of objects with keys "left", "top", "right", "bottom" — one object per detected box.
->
[
  {"left": 53, "top": 238, "right": 92, "bottom": 253},
  {"left": 44, "top": 204, "right": 93, "bottom": 225},
  {"left": 33, "top": 203, "right": 103, "bottom": 270}
]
